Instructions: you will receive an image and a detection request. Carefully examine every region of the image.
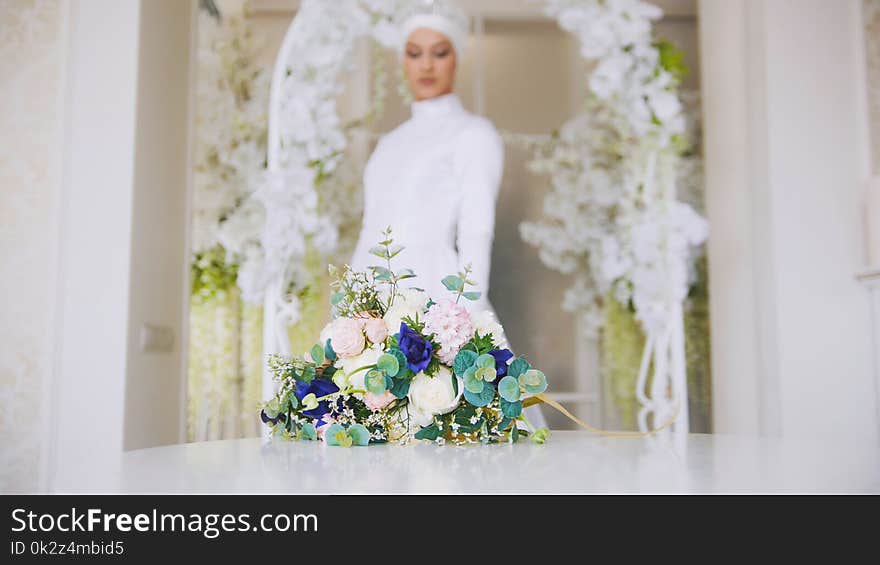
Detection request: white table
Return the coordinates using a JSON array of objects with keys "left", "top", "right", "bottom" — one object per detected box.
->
[{"left": 115, "top": 431, "right": 880, "bottom": 494}]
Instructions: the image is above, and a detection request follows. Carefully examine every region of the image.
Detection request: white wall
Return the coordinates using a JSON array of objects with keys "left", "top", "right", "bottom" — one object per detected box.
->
[
  {"left": 123, "top": 0, "right": 194, "bottom": 451},
  {"left": 49, "top": 0, "right": 193, "bottom": 491},
  {"left": 701, "top": 0, "right": 877, "bottom": 440},
  {"left": 0, "top": 0, "right": 65, "bottom": 493}
]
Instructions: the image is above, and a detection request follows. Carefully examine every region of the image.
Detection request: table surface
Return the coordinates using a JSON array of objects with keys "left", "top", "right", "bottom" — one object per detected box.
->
[{"left": 114, "top": 431, "right": 880, "bottom": 494}]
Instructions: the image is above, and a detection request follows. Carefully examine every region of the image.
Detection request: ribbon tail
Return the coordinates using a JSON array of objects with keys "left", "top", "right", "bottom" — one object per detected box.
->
[{"left": 530, "top": 393, "right": 681, "bottom": 439}]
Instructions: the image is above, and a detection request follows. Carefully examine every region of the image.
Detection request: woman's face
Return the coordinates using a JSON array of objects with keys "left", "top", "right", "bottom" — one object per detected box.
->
[{"left": 403, "top": 27, "right": 457, "bottom": 101}]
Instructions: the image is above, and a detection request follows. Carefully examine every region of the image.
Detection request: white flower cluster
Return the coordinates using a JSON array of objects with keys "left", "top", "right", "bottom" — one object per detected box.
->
[
  {"left": 254, "top": 0, "right": 416, "bottom": 310},
  {"left": 191, "top": 10, "right": 269, "bottom": 260},
  {"left": 519, "top": 1, "right": 708, "bottom": 336}
]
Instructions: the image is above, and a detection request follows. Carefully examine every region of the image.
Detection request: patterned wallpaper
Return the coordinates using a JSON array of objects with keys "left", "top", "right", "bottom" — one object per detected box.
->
[
  {"left": 0, "top": 0, "right": 63, "bottom": 493},
  {"left": 866, "top": 0, "right": 880, "bottom": 174}
]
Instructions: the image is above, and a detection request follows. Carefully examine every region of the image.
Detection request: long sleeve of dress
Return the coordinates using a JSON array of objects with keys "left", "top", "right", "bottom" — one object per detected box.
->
[{"left": 453, "top": 118, "right": 505, "bottom": 310}]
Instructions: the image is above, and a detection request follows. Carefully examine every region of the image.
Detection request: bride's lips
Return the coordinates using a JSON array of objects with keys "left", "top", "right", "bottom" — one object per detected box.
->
[{"left": 418, "top": 78, "right": 436, "bottom": 86}]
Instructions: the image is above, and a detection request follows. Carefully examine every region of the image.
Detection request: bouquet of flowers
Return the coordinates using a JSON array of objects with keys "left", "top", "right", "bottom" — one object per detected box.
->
[{"left": 260, "top": 228, "right": 551, "bottom": 446}]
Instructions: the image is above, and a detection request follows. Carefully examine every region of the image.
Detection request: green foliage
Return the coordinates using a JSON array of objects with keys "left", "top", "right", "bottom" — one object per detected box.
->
[
  {"left": 389, "top": 377, "right": 411, "bottom": 399},
  {"left": 498, "top": 376, "right": 521, "bottom": 402},
  {"left": 476, "top": 354, "right": 496, "bottom": 369},
  {"left": 190, "top": 245, "right": 239, "bottom": 304},
  {"left": 377, "top": 353, "right": 400, "bottom": 377},
  {"left": 347, "top": 424, "right": 371, "bottom": 446},
  {"left": 464, "top": 366, "right": 484, "bottom": 394},
  {"left": 464, "top": 383, "right": 495, "bottom": 407},
  {"left": 530, "top": 427, "right": 550, "bottom": 445},
  {"left": 508, "top": 357, "right": 531, "bottom": 379},
  {"left": 656, "top": 38, "right": 689, "bottom": 85},
  {"left": 500, "top": 398, "right": 522, "bottom": 419},
  {"left": 298, "top": 422, "right": 317, "bottom": 441},
  {"left": 519, "top": 369, "right": 547, "bottom": 395},
  {"left": 310, "top": 343, "right": 325, "bottom": 365},
  {"left": 414, "top": 423, "right": 441, "bottom": 441},
  {"left": 324, "top": 338, "right": 337, "bottom": 362},
  {"left": 454, "top": 349, "right": 478, "bottom": 376}
]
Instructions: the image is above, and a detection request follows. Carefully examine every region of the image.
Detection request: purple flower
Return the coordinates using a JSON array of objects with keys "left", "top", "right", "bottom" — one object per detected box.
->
[
  {"left": 398, "top": 322, "right": 434, "bottom": 373},
  {"left": 294, "top": 378, "right": 339, "bottom": 420},
  {"left": 489, "top": 348, "right": 514, "bottom": 378}
]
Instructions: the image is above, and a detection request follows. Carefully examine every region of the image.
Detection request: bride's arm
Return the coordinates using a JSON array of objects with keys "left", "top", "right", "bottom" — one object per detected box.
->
[{"left": 453, "top": 118, "right": 505, "bottom": 309}]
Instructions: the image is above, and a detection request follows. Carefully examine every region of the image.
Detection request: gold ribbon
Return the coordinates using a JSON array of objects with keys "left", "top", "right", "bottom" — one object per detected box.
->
[{"left": 526, "top": 393, "right": 681, "bottom": 438}]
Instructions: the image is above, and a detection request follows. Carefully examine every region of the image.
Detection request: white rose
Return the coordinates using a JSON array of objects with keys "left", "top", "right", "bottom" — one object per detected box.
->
[
  {"left": 406, "top": 366, "right": 464, "bottom": 428},
  {"left": 383, "top": 288, "right": 429, "bottom": 335},
  {"left": 470, "top": 310, "right": 510, "bottom": 349},
  {"left": 335, "top": 343, "right": 384, "bottom": 398}
]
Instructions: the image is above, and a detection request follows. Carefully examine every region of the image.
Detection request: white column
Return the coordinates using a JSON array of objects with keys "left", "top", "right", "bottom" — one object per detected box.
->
[
  {"left": 49, "top": 0, "right": 194, "bottom": 491},
  {"left": 700, "top": 0, "right": 876, "bottom": 440}
]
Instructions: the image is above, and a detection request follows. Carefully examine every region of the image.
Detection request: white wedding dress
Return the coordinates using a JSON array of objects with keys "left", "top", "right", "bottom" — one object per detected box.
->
[
  {"left": 350, "top": 92, "right": 500, "bottom": 313},
  {"left": 350, "top": 92, "right": 547, "bottom": 428}
]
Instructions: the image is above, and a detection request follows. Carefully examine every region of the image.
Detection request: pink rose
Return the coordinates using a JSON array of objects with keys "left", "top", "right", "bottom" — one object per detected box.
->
[
  {"left": 364, "top": 390, "right": 395, "bottom": 411},
  {"left": 330, "top": 317, "right": 365, "bottom": 358},
  {"left": 363, "top": 317, "right": 388, "bottom": 344}
]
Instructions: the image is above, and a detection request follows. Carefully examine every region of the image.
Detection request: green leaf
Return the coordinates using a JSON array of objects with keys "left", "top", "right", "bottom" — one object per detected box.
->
[
  {"left": 365, "top": 369, "right": 389, "bottom": 394},
  {"left": 310, "top": 344, "right": 325, "bottom": 365},
  {"left": 454, "top": 349, "right": 478, "bottom": 376},
  {"left": 464, "top": 369, "right": 484, "bottom": 394},
  {"left": 370, "top": 266, "right": 392, "bottom": 281},
  {"left": 414, "top": 423, "right": 441, "bottom": 441},
  {"left": 263, "top": 398, "right": 280, "bottom": 419},
  {"left": 389, "top": 377, "right": 410, "bottom": 399},
  {"left": 464, "top": 383, "right": 495, "bottom": 407},
  {"left": 347, "top": 424, "right": 371, "bottom": 446},
  {"left": 285, "top": 393, "right": 298, "bottom": 411},
  {"left": 377, "top": 353, "right": 400, "bottom": 377},
  {"left": 325, "top": 424, "right": 346, "bottom": 446},
  {"left": 369, "top": 246, "right": 388, "bottom": 259},
  {"left": 508, "top": 357, "right": 531, "bottom": 379},
  {"left": 302, "top": 393, "right": 319, "bottom": 411},
  {"left": 330, "top": 292, "right": 344, "bottom": 305},
  {"left": 520, "top": 369, "right": 548, "bottom": 394},
  {"left": 462, "top": 291, "right": 482, "bottom": 301},
  {"left": 498, "top": 376, "right": 521, "bottom": 402},
  {"left": 475, "top": 366, "right": 496, "bottom": 383},
  {"left": 476, "top": 354, "right": 496, "bottom": 369},
  {"left": 299, "top": 422, "right": 317, "bottom": 441},
  {"left": 388, "top": 245, "right": 404, "bottom": 259},
  {"left": 301, "top": 365, "right": 316, "bottom": 384},
  {"left": 324, "top": 338, "right": 337, "bottom": 362},
  {"left": 442, "top": 275, "right": 464, "bottom": 292},
  {"left": 500, "top": 398, "right": 523, "bottom": 419},
  {"left": 451, "top": 372, "right": 459, "bottom": 397},
  {"left": 322, "top": 364, "right": 337, "bottom": 382}
]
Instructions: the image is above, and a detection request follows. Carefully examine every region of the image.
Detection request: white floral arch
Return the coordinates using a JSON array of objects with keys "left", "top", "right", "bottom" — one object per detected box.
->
[{"left": 257, "top": 0, "right": 708, "bottom": 434}]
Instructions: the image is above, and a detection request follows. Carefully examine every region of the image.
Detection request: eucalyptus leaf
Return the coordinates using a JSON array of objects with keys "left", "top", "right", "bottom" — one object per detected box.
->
[
  {"left": 377, "top": 353, "right": 400, "bottom": 377},
  {"left": 442, "top": 275, "right": 463, "bottom": 292},
  {"left": 476, "top": 353, "right": 496, "bottom": 369},
  {"left": 300, "top": 422, "right": 317, "bottom": 441},
  {"left": 325, "top": 423, "right": 346, "bottom": 446},
  {"left": 369, "top": 246, "right": 388, "bottom": 259},
  {"left": 324, "top": 338, "right": 337, "bottom": 362},
  {"left": 414, "top": 423, "right": 441, "bottom": 441},
  {"left": 347, "top": 424, "right": 371, "bottom": 446},
  {"left": 508, "top": 357, "right": 531, "bottom": 379},
  {"left": 498, "top": 376, "right": 521, "bottom": 402},
  {"left": 390, "top": 377, "right": 410, "bottom": 399},
  {"left": 500, "top": 398, "right": 523, "bottom": 419},
  {"left": 454, "top": 349, "right": 478, "bottom": 376},
  {"left": 520, "top": 369, "right": 548, "bottom": 394},
  {"left": 310, "top": 344, "right": 325, "bottom": 365},
  {"left": 464, "top": 383, "right": 495, "bottom": 407},
  {"left": 330, "top": 292, "right": 344, "bottom": 305},
  {"left": 462, "top": 291, "right": 482, "bottom": 301}
]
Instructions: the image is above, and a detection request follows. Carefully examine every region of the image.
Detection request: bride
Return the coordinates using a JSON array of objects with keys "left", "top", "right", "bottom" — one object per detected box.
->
[{"left": 349, "top": 0, "right": 546, "bottom": 427}]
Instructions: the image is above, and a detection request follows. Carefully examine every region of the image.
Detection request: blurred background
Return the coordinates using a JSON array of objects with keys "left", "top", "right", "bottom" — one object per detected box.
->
[{"left": 2, "top": 0, "right": 878, "bottom": 492}]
